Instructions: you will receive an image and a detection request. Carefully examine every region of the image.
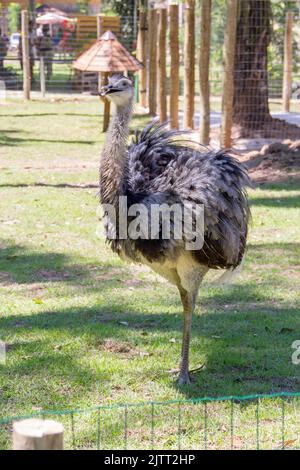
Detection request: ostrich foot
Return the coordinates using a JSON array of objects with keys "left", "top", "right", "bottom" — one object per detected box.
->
[
  {"left": 178, "top": 370, "right": 193, "bottom": 386},
  {"left": 169, "top": 364, "right": 205, "bottom": 375}
]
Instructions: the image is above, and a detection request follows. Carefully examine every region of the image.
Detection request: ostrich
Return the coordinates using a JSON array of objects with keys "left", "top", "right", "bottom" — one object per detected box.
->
[{"left": 99, "top": 74, "right": 251, "bottom": 385}]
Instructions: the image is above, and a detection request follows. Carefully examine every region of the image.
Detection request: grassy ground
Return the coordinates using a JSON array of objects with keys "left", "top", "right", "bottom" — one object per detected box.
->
[{"left": 0, "top": 98, "right": 300, "bottom": 449}]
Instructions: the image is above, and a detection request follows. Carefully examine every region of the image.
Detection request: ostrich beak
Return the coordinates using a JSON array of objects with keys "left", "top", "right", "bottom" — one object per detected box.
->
[{"left": 100, "top": 85, "right": 119, "bottom": 97}]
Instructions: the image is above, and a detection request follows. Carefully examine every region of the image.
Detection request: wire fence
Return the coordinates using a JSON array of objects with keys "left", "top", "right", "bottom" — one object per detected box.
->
[
  {"left": 0, "top": 3, "right": 300, "bottom": 142},
  {"left": 1, "top": 392, "right": 300, "bottom": 450}
]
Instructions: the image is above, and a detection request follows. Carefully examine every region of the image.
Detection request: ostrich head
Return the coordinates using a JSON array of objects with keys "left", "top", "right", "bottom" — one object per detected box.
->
[{"left": 101, "top": 74, "right": 134, "bottom": 107}]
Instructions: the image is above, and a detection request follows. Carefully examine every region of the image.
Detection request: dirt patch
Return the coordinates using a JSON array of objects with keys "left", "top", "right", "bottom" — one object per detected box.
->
[
  {"left": 241, "top": 375, "right": 300, "bottom": 392},
  {"left": 26, "top": 283, "right": 47, "bottom": 295},
  {"left": 0, "top": 271, "right": 15, "bottom": 286},
  {"left": 97, "top": 338, "right": 150, "bottom": 359},
  {"left": 240, "top": 140, "right": 300, "bottom": 183},
  {"left": 35, "top": 269, "right": 71, "bottom": 282},
  {"left": 101, "top": 338, "right": 139, "bottom": 357}
]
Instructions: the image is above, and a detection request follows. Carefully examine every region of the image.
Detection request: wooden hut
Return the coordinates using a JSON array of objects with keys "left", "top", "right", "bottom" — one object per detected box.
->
[{"left": 73, "top": 31, "right": 143, "bottom": 131}]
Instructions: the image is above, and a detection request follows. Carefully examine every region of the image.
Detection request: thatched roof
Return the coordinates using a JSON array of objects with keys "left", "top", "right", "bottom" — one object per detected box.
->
[
  {"left": 73, "top": 31, "right": 143, "bottom": 73},
  {"left": 36, "top": 6, "right": 69, "bottom": 17}
]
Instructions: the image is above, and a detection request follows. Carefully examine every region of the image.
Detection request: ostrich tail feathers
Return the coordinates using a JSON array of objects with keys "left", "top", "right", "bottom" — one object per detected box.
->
[{"left": 212, "top": 258, "right": 245, "bottom": 286}]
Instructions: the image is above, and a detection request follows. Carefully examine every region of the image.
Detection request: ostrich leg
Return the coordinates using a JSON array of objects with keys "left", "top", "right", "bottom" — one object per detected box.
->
[{"left": 178, "top": 288, "right": 197, "bottom": 386}]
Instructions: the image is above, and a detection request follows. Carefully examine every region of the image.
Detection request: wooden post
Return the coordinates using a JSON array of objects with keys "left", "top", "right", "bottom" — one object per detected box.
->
[
  {"left": 21, "top": 10, "right": 30, "bottom": 100},
  {"left": 97, "top": 15, "right": 102, "bottom": 94},
  {"left": 148, "top": 8, "right": 157, "bottom": 115},
  {"left": 102, "top": 72, "right": 111, "bottom": 132},
  {"left": 137, "top": 6, "right": 147, "bottom": 108},
  {"left": 157, "top": 7, "right": 167, "bottom": 123},
  {"left": 199, "top": 0, "right": 212, "bottom": 145},
  {"left": 13, "top": 419, "right": 64, "bottom": 450},
  {"left": 169, "top": 4, "right": 179, "bottom": 129},
  {"left": 184, "top": 0, "right": 195, "bottom": 129},
  {"left": 97, "top": 14, "right": 110, "bottom": 132},
  {"left": 282, "top": 11, "right": 293, "bottom": 112},
  {"left": 220, "top": 0, "right": 238, "bottom": 148},
  {"left": 97, "top": 14, "right": 103, "bottom": 38},
  {"left": 40, "top": 57, "right": 46, "bottom": 98}
]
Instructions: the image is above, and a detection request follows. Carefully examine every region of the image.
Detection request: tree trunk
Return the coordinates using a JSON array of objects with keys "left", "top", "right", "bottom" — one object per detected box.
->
[
  {"left": 157, "top": 8, "right": 167, "bottom": 123},
  {"left": 184, "top": 0, "right": 195, "bottom": 129},
  {"left": 137, "top": 7, "right": 147, "bottom": 108},
  {"left": 233, "top": 0, "right": 272, "bottom": 131},
  {"left": 199, "top": 0, "right": 212, "bottom": 145}
]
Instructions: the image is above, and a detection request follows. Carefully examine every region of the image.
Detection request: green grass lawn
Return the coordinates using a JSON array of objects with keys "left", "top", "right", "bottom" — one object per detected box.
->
[{"left": 0, "top": 98, "right": 299, "bottom": 449}]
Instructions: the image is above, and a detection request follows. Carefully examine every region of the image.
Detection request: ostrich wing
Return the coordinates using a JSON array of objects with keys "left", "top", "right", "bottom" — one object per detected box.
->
[{"left": 126, "top": 121, "right": 251, "bottom": 269}]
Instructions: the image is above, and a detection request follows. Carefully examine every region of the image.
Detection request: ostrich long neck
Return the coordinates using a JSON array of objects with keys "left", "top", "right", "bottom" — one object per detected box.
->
[{"left": 100, "top": 100, "right": 133, "bottom": 206}]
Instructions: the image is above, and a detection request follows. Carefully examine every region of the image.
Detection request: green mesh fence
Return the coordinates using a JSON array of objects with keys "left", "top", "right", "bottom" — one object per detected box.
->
[{"left": 1, "top": 392, "right": 300, "bottom": 450}]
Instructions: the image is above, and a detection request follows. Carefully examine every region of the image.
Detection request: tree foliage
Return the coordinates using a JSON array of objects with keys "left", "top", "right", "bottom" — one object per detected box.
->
[
  {"left": 76, "top": 0, "right": 90, "bottom": 14},
  {"left": 7, "top": 3, "right": 21, "bottom": 34},
  {"left": 102, "top": 0, "right": 135, "bottom": 17}
]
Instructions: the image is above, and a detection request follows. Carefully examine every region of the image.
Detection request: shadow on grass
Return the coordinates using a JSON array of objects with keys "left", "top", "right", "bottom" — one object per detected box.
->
[
  {"left": 0, "top": 129, "right": 29, "bottom": 134},
  {"left": 246, "top": 242, "right": 300, "bottom": 271},
  {"left": 2, "top": 241, "right": 299, "bottom": 286},
  {"left": 0, "top": 113, "right": 150, "bottom": 120},
  {"left": 0, "top": 244, "right": 80, "bottom": 284},
  {"left": 0, "top": 182, "right": 98, "bottom": 189},
  {"left": 250, "top": 195, "right": 300, "bottom": 208},
  {"left": 0, "top": 133, "right": 97, "bottom": 147},
  {"left": 0, "top": 243, "right": 127, "bottom": 292},
  {"left": 0, "top": 243, "right": 155, "bottom": 292},
  {"left": 0, "top": 288, "right": 299, "bottom": 399},
  {"left": 257, "top": 181, "right": 300, "bottom": 191},
  {"left": 1, "top": 237, "right": 299, "bottom": 398},
  {"left": 0, "top": 113, "right": 100, "bottom": 119}
]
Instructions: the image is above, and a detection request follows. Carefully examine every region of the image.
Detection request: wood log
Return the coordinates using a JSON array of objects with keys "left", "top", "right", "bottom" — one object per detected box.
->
[{"left": 13, "top": 419, "right": 64, "bottom": 450}]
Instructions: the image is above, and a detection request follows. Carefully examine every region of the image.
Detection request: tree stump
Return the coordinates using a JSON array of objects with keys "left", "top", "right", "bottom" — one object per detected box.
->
[{"left": 13, "top": 419, "right": 64, "bottom": 450}]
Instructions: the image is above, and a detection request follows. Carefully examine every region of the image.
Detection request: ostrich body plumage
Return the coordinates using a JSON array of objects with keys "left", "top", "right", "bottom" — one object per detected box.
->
[{"left": 99, "top": 74, "right": 251, "bottom": 385}]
